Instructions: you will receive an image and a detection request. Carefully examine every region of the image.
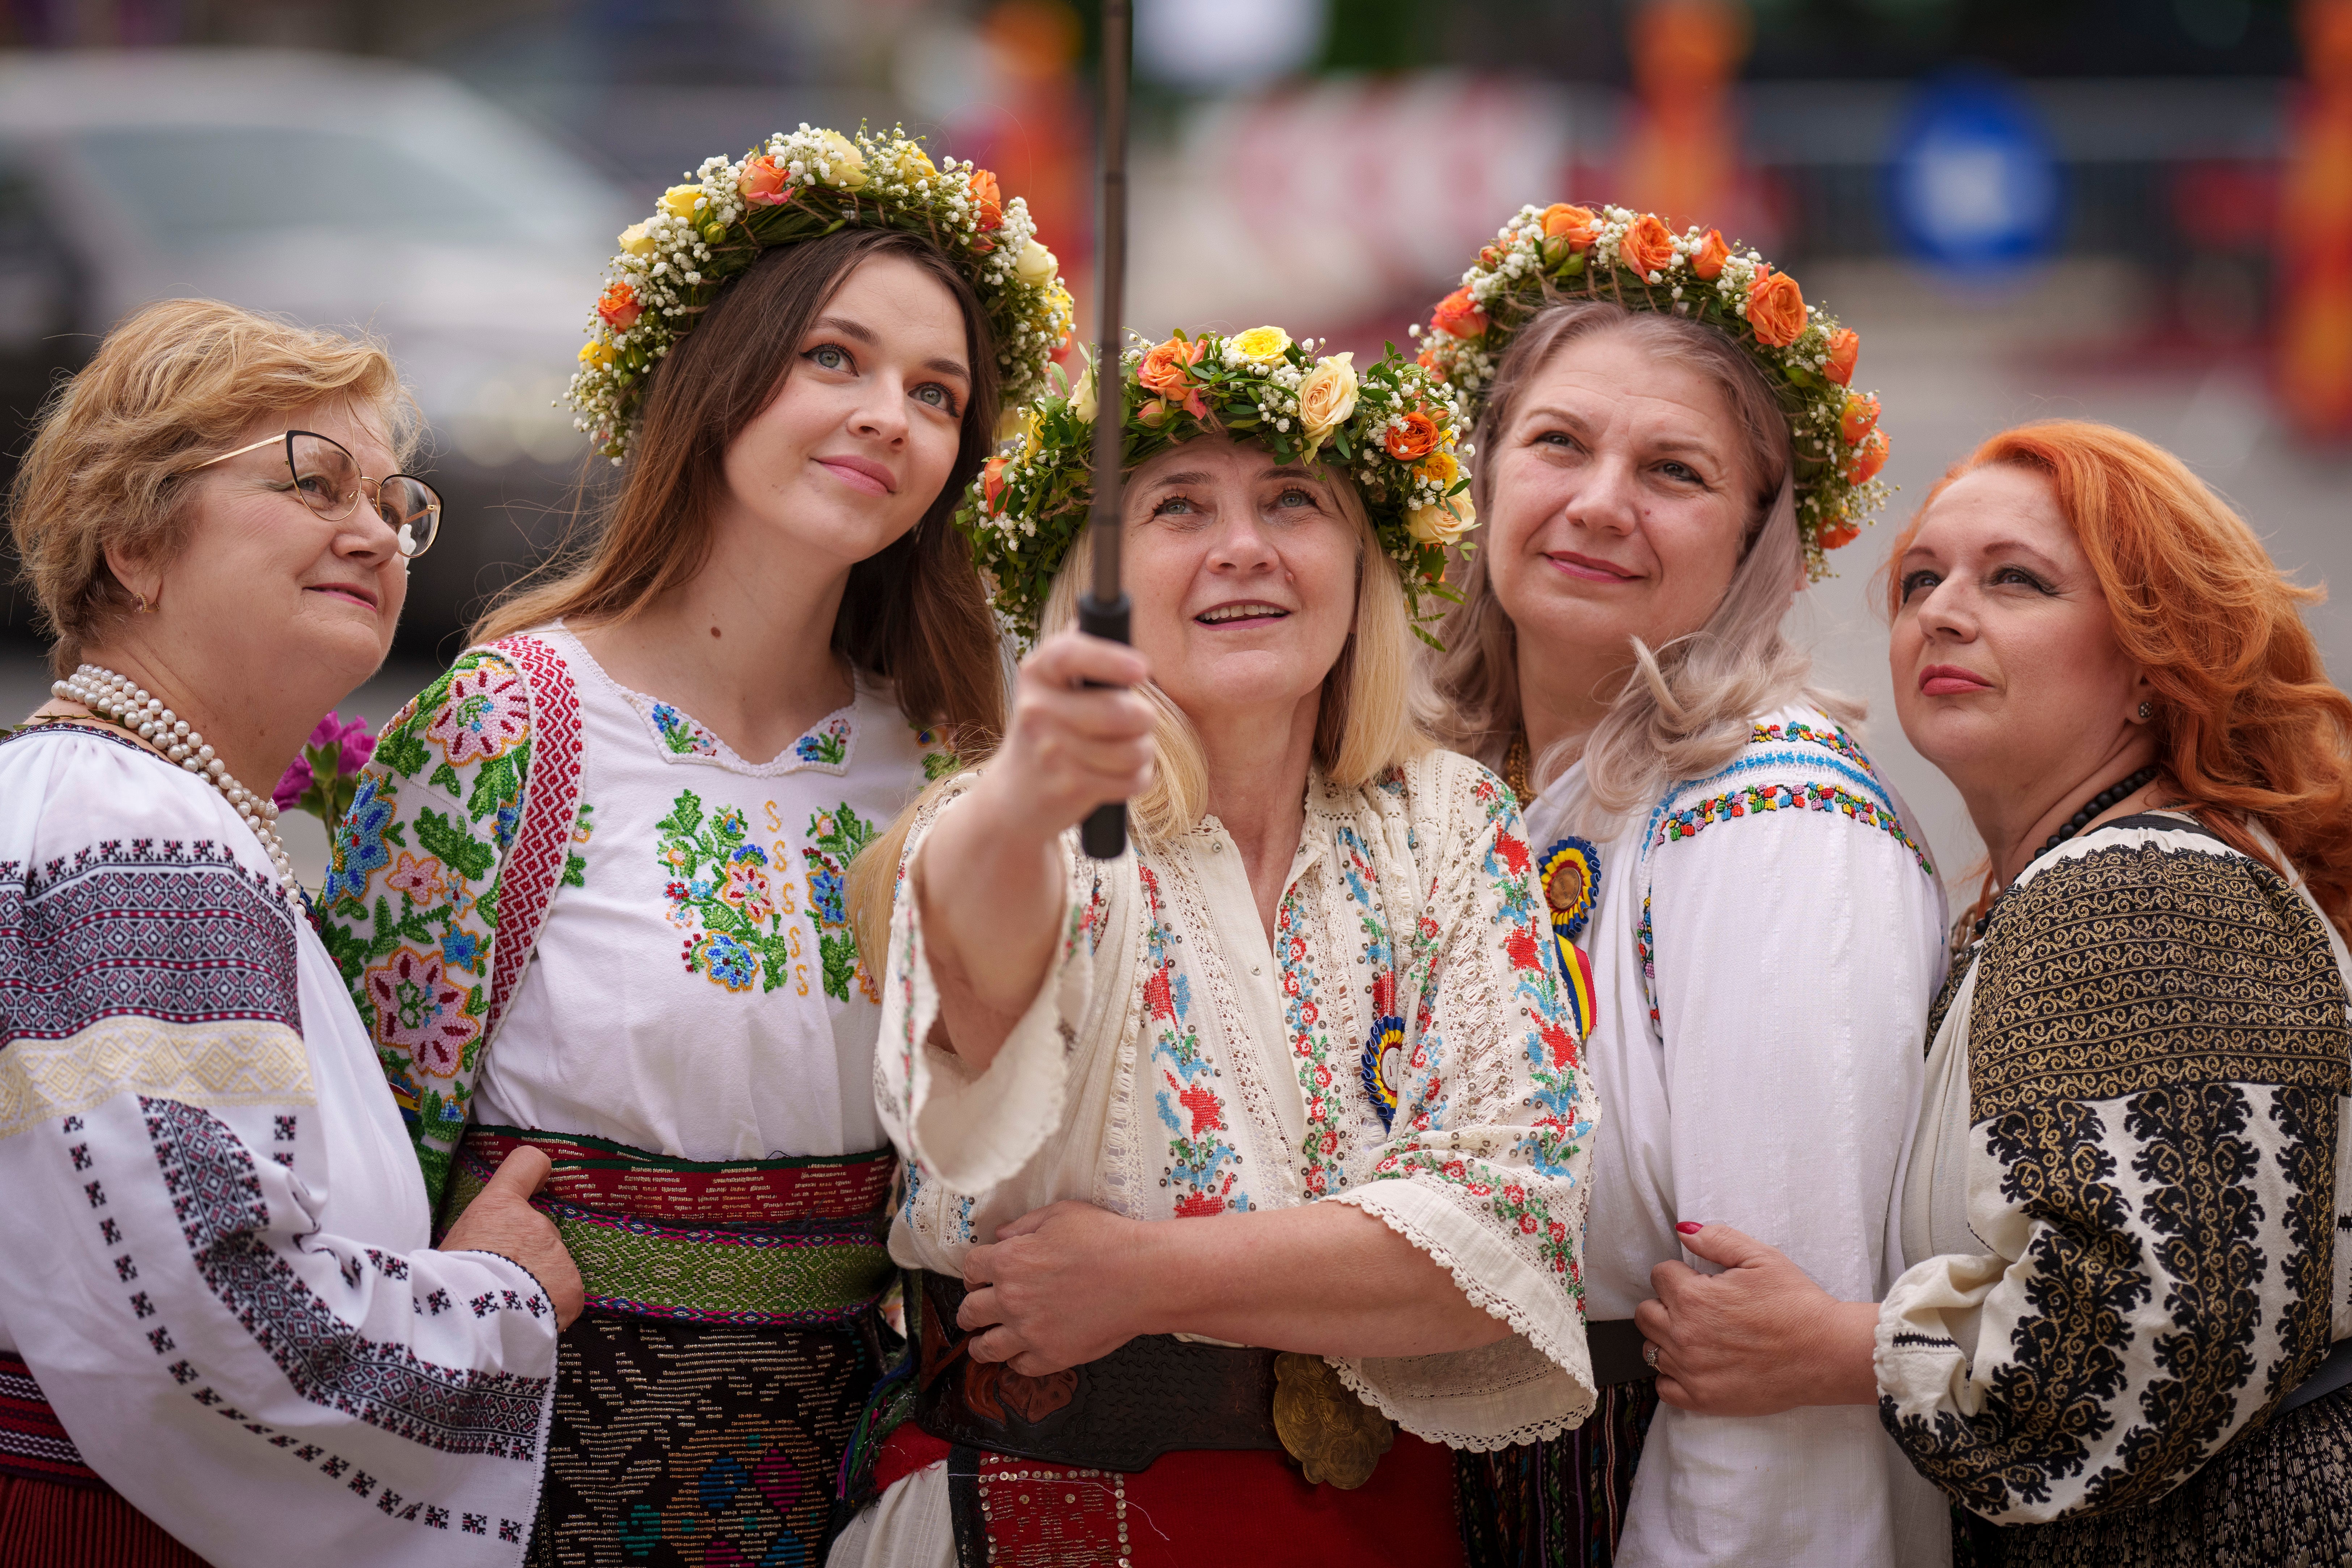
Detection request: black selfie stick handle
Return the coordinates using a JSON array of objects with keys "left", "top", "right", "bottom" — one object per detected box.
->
[
  {"left": 1079, "top": 0, "right": 1131, "bottom": 862},
  {"left": 1078, "top": 592, "right": 1131, "bottom": 860}
]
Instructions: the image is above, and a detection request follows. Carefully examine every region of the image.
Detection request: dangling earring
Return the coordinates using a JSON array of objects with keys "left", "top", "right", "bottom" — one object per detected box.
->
[{"left": 2137, "top": 701, "right": 2152, "bottom": 720}]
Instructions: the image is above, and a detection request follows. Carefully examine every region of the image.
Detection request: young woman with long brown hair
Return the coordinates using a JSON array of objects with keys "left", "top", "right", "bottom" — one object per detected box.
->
[
  {"left": 318, "top": 128, "right": 1069, "bottom": 1565},
  {"left": 1637, "top": 420, "right": 2352, "bottom": 1568}
]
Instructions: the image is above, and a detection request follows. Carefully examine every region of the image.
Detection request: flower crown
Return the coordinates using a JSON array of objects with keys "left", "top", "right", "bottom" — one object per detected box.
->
[
  {"left": 1417, "top": 203, "right": 1890, "bottom": 579},
  {"left": 567, "top": 124, "right": 1075, "bottom": 461},
  {"left": 957, "top": 326, "right": 1476, "bottom": 646}
]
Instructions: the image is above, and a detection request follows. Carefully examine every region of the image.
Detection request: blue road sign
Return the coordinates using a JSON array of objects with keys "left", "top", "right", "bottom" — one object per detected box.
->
[{"left": 1886, "top": 73, "right": 2065, "bottom": 276}]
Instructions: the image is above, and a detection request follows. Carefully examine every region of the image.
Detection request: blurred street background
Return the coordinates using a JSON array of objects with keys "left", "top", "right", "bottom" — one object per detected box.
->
[{"left": 2, "top": 0, "right": 2349, "bottom": 892}]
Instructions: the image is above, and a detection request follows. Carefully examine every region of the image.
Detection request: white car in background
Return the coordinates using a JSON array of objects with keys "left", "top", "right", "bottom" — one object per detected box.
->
[{"left": 0, "top": 49, "right": 634, "bottom": 642}]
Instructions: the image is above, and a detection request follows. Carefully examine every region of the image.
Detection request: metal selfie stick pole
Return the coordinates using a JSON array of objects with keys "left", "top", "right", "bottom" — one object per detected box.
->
[{"left": 1078, "top": 0, "right": 1131, "bottom": 861}]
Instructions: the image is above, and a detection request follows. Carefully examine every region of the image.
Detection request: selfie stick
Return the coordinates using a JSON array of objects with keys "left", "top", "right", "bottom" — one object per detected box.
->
[{"left": 1078, "top": 0, "right": 1131, "bottom": 861}]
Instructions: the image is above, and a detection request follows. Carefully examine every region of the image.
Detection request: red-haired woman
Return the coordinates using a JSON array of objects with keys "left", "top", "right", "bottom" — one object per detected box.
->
[{"left": 1634, "top": 420, "right": 2352, "bottom": 1566}]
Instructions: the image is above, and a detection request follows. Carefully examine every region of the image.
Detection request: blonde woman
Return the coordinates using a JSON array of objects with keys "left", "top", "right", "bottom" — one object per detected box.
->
[
  {"left": 1421, "top": 208, "right": 1949, "bottom": 1567},
  {"left": 326, "top": 131, "right": 1066, "bottom": 1564},
  {"left": 828, "top": 329, "right": 1597, "bottom": 1565}
]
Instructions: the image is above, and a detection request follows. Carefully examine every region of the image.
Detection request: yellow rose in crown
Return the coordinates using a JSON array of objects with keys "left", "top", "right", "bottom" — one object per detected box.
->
[
  {"left": 1015, "top": 241, "right": 1058, "bottom": 287},
  {"left": 1297, "top": 353, "right": 1359, "bottom": 448},
  {"left": 895, "top": 145, "right": 936, "bottom": 185},
  {"left": 660, "top": 184, "right": 702, "bottom": 219},
  {"left": 618, "top": 221, "right": 657, "bottom": 257},
  {"left": 1231, "top": 325, "right": 1292, "bottom": 364},
  {"left": 1417, "top": 449, "right": 1460, "bottom": 489},
  {"left": 1406, "top": 494, "right": 1477, "bottom": 547},
  {"left": 1068, "top": 358, "right": 1098, "bottom": 422},
  {"left": 816, "top": 131, "right": 869, "bottom": 189}
]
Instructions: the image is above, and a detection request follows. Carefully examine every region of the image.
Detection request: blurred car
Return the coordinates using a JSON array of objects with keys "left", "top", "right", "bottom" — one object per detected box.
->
[{"left": 0, "top": 48, "right": 635, "bottom": 650}]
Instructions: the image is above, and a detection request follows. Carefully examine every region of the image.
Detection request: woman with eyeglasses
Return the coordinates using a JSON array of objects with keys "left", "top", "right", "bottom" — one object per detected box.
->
[
  {"left": 326, "top": 130, "right": 1064, "bottom": 1565},
  {"left": 0, "top": 298, "right": 583, "bottom": 1568}
]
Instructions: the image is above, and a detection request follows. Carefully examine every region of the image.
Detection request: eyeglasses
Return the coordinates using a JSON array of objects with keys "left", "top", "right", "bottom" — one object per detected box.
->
[{"left": 185, "top": 431, "right": 443, "bottom": 559}]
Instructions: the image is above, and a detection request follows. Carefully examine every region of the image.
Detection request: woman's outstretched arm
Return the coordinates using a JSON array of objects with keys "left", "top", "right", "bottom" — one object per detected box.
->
[{"left": 915, "top": 630, "right": 1154, "bottom": 1074}]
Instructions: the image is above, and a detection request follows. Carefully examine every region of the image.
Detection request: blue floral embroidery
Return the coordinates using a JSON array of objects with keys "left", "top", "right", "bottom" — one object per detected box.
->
[
  {"left": 324, "top": 778, "right": 392, "bottom": 906},
  {"left": 439, "top": 926, "right": 483, "bottom": 974},
  {"left": 649, "top": 702, "right": 720, "bottom": 758},
  {"left": 794, "top": 715, "right": 851, "bottom": 766}
]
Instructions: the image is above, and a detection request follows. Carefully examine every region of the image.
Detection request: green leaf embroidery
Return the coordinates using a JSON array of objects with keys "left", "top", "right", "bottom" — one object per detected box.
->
[
  {"left": 414, "top": 808, "right": 497, "bottom": 881},
  {"left": 468, "top": 748, "right": 525, "bottom": 825},
  {"left": 429, "top": 761, "right": 462, "bottom": 798}
]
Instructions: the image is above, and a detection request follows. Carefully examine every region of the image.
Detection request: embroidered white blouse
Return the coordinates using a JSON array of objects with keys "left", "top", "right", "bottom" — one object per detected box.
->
[
  {"left": 0, "top": 725, "right": 557, "bottom": 1567},
  {"left": 878, "top": 748, "right": 1600, "bottom": 1446},
  {"left": 1881, "top": 814, "right": 2352, "bottom": 1525},
  {"left": 321, "top": 624, "right": 953, "bottom": 1206},
  {"left": 1522, "top": 705, "right": 1952, "bottom": 1568}
]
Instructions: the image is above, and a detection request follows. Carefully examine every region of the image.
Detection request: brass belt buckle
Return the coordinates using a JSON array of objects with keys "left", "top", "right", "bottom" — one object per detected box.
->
[{"left": 1271, "top": 1352, "right": 1393, "bottom": 1489}]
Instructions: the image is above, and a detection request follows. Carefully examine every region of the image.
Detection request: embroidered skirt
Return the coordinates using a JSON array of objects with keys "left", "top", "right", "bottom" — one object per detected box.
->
[
  {"left": 443, "top": 1126, "right": 897, "bottom": 1568},
  {"left": 0, "top": 1352, "right": 204, "bottom": 1568},
  {"left": 1454, "top": 1380, "right": 1661, "bottom": 1568},
  {"left": 862, "top": 1421, "right": 1470, "bottom": 1567},
  {"left": 1954, "top": 1385, "right": 2352, "bottom": 1568}
]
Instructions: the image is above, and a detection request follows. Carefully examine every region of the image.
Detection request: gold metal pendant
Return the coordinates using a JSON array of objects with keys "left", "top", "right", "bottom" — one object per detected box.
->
[{"left": 1272, "top": 1352, "right": 1394, "bottom": 1490}]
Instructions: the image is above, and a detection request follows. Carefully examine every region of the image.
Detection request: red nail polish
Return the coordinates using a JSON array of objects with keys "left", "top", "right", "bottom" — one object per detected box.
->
[{"left": 1675, "top": 1221, "right": 1703, "bottom": 1235}]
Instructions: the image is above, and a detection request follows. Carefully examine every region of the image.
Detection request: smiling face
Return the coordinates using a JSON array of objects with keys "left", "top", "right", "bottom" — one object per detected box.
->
[
  {"left": 1121, "top": 436, "right": 1363, "bottom": 734},
  {"left": 1482, "top": 329, "right": 1757, "bottom": 672},
  {"left": 1890, "top": 462, "right": 2154, "bottom": 806},
  {"left": 122, "top": 398, "right": 409, "bottom": 696},
  {"left": 716, "top": 252, "right": 971, "bottom": 574}
]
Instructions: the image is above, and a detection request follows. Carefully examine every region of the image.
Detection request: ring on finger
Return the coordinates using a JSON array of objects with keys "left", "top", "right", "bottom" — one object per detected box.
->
[{"left": 1641, "top": 1341, "right": 1661, "bottom": 1371}]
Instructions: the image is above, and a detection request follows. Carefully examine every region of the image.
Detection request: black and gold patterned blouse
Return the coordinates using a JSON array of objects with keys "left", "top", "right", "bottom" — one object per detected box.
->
[{"left": 1879, "top": 813, "right": 2352, "bottom": 1532}]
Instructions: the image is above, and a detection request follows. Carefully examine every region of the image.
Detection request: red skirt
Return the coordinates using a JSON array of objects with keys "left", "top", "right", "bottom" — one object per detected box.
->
[
  {"left": 0, "top": 1474, "right": 206, "bottom": 1568},
  {"left": 873, "top": 1421, "right": 1469, "bottom": 1567}
]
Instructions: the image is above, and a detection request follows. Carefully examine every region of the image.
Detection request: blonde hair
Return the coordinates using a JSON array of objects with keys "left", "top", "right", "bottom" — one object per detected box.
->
[
  {"left": 1426, "top": 299, "right": 1854, "bottom": 824},
  {"left": 9, "top": 298, "right": 419, "bottom": 676},
  {"left": 846, "top": 463, "right": 1435, "bottom": 962}
]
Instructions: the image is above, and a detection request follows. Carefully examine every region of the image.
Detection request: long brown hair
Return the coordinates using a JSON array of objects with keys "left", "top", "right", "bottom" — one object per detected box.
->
[
  {"left": 476, "top": 227, "right": 1005, "bottom": 743},
  {"left": 1883, "top": 420, "right": 2352, "bottom": 935}
]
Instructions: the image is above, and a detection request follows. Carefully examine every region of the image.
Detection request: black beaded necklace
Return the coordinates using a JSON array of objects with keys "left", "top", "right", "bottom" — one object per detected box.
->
[{"left": 1968, "top": 765, "right": 2162, "bottom": 942}]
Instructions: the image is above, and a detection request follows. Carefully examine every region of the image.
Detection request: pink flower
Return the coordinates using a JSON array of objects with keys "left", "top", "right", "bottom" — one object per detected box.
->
[
  {"left": 427, "top": 667, "right": 530, "bottom": 767},
  {"left": 272, "top": 754, "right": 313, "bottom": 812}
]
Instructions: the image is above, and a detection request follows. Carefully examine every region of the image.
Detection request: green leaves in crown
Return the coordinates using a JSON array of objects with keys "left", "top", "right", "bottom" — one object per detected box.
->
[
  {"left": 567, "top": 124, "right": 1075, "bottom": 462},
  {"left": 1417, "top": 202, "right": 1892, "bottom": 580},
  {"left": 956, "top": 326, "right": 1478, "bottom": 648}
]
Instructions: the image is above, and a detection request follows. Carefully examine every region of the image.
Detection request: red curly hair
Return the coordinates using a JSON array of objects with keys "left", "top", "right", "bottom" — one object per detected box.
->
[{"left": 1883, "top": 419, "right": 2352, "bottom": 935}]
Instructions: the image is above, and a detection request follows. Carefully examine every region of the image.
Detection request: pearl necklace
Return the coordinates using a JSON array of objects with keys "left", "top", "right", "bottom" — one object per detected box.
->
[{"left": 50, "top": 663, "right": 298, "bottom": 893}]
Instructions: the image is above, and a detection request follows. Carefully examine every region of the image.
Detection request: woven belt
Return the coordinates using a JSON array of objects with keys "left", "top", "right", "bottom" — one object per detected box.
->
[
  {"left": 1588, "top": 1319, "right": 1658, "bottom": 1388},
  {"left": 443, "top": 1125, "right": 896, "bottom": 1328},
  {"left": 0, "top": 1351, "right": 104, "bottom": 1489},
  {"left": 912, "top": 1272, "right": 1285, "bottom": 1472}
]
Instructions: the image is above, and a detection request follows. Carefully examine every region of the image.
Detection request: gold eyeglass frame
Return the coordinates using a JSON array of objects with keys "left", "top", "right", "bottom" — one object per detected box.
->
[{"left": 185, "top": 430, "right": 444, "bottom": 560}]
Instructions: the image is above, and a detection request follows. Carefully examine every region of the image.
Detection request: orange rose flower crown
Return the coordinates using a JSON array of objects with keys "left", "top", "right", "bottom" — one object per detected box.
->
[
  {"left": 1418, "top": 203, "right": 1890, "bottom": 578},
  {"left": 567, "top": 124, "right": 1074, "bottom": 461},
  {"left": 957, "top": 326, "right": 1474, "bottom": 646}
]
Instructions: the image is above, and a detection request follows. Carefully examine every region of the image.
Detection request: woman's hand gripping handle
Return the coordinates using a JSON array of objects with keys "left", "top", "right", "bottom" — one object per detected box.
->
[{"left": 916, "top": 631, "right": 1156, "bottom": 1073}]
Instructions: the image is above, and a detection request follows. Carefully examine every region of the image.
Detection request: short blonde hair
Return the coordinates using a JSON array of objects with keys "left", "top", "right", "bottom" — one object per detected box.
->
[{"left": 10, "top": 298, "right": 419, "bottom": 675}]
